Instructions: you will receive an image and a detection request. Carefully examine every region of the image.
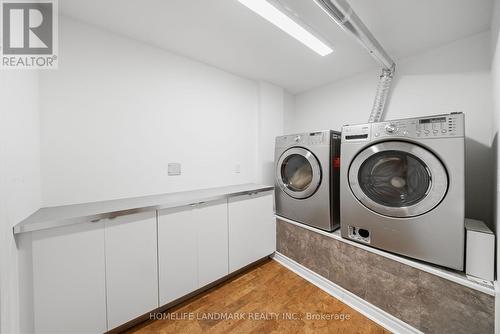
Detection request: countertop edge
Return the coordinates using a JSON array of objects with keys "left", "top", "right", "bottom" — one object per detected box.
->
[{"left": 13, "top": 184, "right": 274, "bottom": 235}]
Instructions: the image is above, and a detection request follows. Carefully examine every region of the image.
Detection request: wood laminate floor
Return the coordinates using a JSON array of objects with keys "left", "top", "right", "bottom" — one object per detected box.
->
[{"left": 126, "top": 260, "right": 390, "bottom": 334}]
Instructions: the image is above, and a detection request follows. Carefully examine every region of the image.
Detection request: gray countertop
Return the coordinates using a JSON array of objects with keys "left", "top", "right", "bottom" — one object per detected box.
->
[{"left": 14, "top": 183, "right": 274, "bottom": 234}]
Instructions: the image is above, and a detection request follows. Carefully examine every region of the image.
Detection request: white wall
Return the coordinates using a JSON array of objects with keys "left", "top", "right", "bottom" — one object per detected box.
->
[
  {"left": 290, "top": 31, "right": 494, "bottom": 227},
  {"left": 40, "top": 17, "right": 266, "bottom": 206},
  {"left": 283, "top": 90, "right": 295, "bottom": 137},
  {"left": 491, "top": 4, "right": 500, "bottom": 331},
  {"left": 0, "top": 72, "right": 41, "bottom": 334},
  {"left": 256, "top": 82, "right": 286, "bottom": 185},
  {"left": 491, "top": 0, "right": 500, "bottom": 283}
]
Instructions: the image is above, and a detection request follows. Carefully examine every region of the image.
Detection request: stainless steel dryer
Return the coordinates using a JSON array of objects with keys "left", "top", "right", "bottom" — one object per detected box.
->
[
  {"left": 275, "top": 130, "right": 341, "bottom": 231},
  {"left": 340, "top": 113, "right": 465, "bottom": 270}
]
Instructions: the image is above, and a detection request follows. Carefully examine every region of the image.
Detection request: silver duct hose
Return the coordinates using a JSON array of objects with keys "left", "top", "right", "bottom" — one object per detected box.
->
[
  {"left": 313, "top": 0, "right": 396, "bottom": 122},
  {"left": 369, "top": 66, "right": 395, "bottom": 123}
]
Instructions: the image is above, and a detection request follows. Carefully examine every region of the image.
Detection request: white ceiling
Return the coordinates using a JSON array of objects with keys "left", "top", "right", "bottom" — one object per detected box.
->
[{"left": 60, "top": 0, "right": 493, "bottom": 93}]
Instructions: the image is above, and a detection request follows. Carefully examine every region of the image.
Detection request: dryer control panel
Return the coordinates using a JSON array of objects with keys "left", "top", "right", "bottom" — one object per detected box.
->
[
  {"left": 342, "top": 113, "right": 464, "bottom": 142},
  {"left": 275, "top": 130, "right": 330, "bottom": 148}
]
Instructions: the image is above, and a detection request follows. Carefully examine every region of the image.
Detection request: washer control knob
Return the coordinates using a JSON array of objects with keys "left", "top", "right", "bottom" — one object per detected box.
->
[
  {"left": 294, "top": 136, "right": 301, "bottom": 143},
  {"left": 424, "top": 130, "right": 430, "bottom": 134},
  {"left": 433, "top": 129, "right": 438, "bottom": 134},
  {"left": 385, "top": 123, "right": 397, "bottom": 134}
]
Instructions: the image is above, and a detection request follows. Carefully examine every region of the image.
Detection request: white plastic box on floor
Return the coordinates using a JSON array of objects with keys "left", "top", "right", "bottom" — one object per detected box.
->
[{"left": 465, "top": 218, "right": 495, "bottom": 282}]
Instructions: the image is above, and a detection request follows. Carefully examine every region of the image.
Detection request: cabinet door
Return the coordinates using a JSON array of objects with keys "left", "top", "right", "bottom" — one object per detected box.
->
[
  {"left": 228, "top": 191, "right": 275, "bottom": 272},
  {"left": 158, "top": 207, "right": 198, "bottom": 305},
  {"left": 197, "top": 200, "right": 228, "bottom": 287},
  {"left": 105, "top": 211, "right": 158, "bottom": 330},
  {"left": 32, "top": 222, "right": 107, "bottom": 334}
]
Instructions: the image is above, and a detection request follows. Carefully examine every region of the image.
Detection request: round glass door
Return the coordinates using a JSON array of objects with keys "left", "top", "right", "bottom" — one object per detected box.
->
[
  {"left": 358, "top": 151, "right": 431, "bottom": 207},
  {"left": 349, "top": 141, "right": 448, "bottom": 217},
  {"left": 276, "top": 147, "right": 321, "bottom": 199}
]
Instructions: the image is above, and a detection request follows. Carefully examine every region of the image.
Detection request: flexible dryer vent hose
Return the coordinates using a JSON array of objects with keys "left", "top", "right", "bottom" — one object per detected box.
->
[{"left": 368, "top": 66, "right": 395, "bottom": 123}]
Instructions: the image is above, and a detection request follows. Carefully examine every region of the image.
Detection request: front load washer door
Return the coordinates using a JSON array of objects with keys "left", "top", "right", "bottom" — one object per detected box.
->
[
  {"left": 348, "top": 141, "right": 448, "bottom": 218},
  {"left": 276, "top": 147, "right": 321, "bottom": 199}
]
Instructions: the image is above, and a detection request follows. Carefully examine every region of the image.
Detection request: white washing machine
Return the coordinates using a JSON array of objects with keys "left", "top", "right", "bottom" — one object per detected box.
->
[
  {"left": 340, "top": 113, "right": 465, "bottom": 270},
  {"left": 275, "top": 130, "right": 341, "bottom": 231}
]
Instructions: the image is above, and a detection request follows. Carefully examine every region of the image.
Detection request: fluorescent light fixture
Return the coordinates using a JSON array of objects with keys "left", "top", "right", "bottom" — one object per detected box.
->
[{"left": 238, "top": 0, "right": 333, "bottom": 56}]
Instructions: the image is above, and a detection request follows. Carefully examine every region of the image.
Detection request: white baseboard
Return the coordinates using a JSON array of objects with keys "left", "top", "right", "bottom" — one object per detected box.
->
[{"left": 272, "top": 252, "right": 423, "bottom": 334}]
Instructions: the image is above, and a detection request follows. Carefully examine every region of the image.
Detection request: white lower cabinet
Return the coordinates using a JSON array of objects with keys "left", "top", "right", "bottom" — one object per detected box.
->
[
  {"left": 228, "top": 191, "right": 275, "bottom": 272},
  {"left": 104, "top": 211, "right": 159, "bottom": 330},
  {"left": 31, "top": 212, "right": 159, "bottom": 334},
  {"left": 32, "top": 222, "right": 107, "bottom": 334},
  {"left": 29, "top": 190, "right": 273, "bottom": 332},
  {"left": 158, "top": 199, "right": 228, "bottom": 305}
]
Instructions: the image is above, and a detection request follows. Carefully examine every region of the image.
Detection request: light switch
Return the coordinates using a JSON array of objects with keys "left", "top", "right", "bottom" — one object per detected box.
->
[
  {"left": 234, "top": 164, "right": 241, "bottom": 174},
  {"left": 168, "top": 163, "right": 181, "bottom": 176}
]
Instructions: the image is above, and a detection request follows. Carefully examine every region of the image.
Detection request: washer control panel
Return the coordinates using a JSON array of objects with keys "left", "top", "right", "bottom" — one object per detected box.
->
[{"left": 342, "top": 113, "right": 464, "bottom": 142}]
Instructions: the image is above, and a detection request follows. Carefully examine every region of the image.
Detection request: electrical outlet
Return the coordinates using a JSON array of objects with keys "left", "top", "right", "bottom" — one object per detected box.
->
[{"left": 168, "top": 163, "right": 181, "bottom": 176}]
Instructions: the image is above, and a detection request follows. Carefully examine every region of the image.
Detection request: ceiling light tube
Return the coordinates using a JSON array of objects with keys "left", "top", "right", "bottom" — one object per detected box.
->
[{"left": 238, "top": 0, "right": 333, "bottom": 56}]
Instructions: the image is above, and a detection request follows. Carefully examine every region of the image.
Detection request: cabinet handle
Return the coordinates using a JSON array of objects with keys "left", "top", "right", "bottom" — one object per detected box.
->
[
  {"left": 189, "top": 201, "right": 206, "bottom": 207},
  {"left": 90, "top": 216, "right": 117, "bottom": 223}
]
